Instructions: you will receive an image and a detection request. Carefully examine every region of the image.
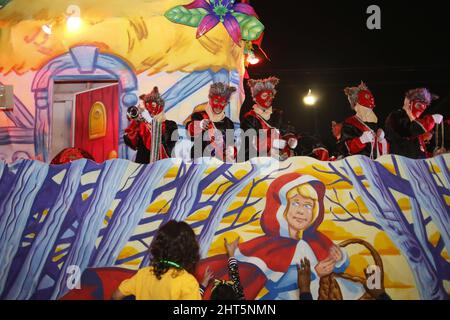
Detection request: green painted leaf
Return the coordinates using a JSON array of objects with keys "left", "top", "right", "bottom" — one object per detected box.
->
[
  {"left": 232, "top": 13, "right": 265, "bottom": 41},
  {"left": 164, "top": 6, "right": 209, "bottom": 28},
  {"left": 0, "top": 0, "right": 11, "bottom": 9}
]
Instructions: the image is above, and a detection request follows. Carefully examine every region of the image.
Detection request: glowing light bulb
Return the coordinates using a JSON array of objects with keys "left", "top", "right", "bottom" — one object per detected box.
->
[
  {"left": 246, "top": 52, "right": 260, "bottom": 65},
  {"left": 67, "top": 16, "right": 82, "bottom": 32},
  {"left": 66, "top": 5, "right": 82, "bottom": 33},
  {"left": 303, "top": 89, "right": 317, "bottom": 106}
]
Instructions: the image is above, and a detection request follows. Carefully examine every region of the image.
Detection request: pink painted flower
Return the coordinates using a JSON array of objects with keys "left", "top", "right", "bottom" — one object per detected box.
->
[{"left": 185, "top": 0, "right": 257, "bottom": 45}]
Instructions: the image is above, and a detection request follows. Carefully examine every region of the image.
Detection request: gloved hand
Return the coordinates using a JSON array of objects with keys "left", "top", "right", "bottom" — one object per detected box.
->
[
  {"left": 141, "top": 109, "right": 153, "bottom": 123},
  {"left": 225, "top": 146, "right": 236, "bottom": 163},
  {"left": 360, "top": 131, "right": 375, "bottom": 144},
  {"left": 200, "top": 119, "right": 211, "bottom": 130},
  {"left": 432, "top": 114, "right": 444, "bottom": 125},
  {"left": 376, "top": 129, "right": 385, "bottom": 142},
  {"left": 272, "top": 139, "right": 287, "bottom": 149},
  {"left": 288, "top": 137, "right": 298, "bottom": 149}
]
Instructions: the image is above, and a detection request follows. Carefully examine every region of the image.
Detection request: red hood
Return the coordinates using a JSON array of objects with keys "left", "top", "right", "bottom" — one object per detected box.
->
[{"left": 260, "top": 173, "right": 326, "bottom": 238}]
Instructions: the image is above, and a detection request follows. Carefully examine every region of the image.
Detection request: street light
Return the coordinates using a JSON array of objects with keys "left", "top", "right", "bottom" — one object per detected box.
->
[{"left": 303, "top": 89, "right": 317, "bottom": 106}]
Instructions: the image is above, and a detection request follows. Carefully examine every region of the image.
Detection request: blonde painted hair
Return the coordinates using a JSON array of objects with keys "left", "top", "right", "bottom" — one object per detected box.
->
[{"left": 284, "top": 183, "right": 319, "bottom": 237}]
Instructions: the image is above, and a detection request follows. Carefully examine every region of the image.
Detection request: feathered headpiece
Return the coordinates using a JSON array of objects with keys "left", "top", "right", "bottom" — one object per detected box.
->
[
  {"left": 405, "top": 88, "right": 439, "bottom": 105},
  {"left": 139, "top": 86, "right": 165, "bottom": 107},
  {"left": 344, "top": 81, "right": 375, "bottom": 109},
  {"left": 209, "top": 82, "right": 237, "bottom": 100},
  {"left": 248, "top": 77, "right": 280, "bottom": 98}
]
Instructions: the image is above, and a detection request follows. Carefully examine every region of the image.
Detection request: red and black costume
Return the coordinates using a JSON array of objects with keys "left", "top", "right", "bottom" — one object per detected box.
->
[
  {"left": 240, "top": 77, "right": 295, "bottom": 161},
  {"left": 341, "top": 82, "right": 389, "bottom": 159},
  {"left": 123, "top": 87, "right": 178, "bottom": 164},
  {"left": 184, "top": 82, "right": 237, "bottom": 161},
  {"left": 385, "top": 88, "right": 442, "bottom": 159}
]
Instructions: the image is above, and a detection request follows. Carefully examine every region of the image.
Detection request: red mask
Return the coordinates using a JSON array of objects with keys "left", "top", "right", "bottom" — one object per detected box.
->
[
  {"left": 145, "top": 101, "right": 163, "bottom": 117},
  {"left": 357, "top": 90, "right": 375, "bottom": 109},
  {"left": 209, "top": 95, "right": 228, "bottom": 114},
  {"left": 255, "top": 90, "right": 274, "bottom": 109},
  {"left": 410, "top": 100, "right": 428, "bottom": 119}
]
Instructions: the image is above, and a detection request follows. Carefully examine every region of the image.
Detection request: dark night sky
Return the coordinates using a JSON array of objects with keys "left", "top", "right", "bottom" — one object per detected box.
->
[{"left": 242, "top": 0, "right": 450, "bottom": 149}]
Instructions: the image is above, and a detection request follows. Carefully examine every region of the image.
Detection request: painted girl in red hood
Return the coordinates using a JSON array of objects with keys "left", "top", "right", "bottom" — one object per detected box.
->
[{"left": 196, "top": 173, "right": 354, "bottom": 300}]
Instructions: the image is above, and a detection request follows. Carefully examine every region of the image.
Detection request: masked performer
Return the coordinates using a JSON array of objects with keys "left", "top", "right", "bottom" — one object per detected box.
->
[
  {"left": 123, "top": 87, "right": 178, "bottom": 164},
  {"left": 385, "top": 88, "right": 443, "bottom": 159},
  {"left": 240, "top": 77, "right": 296, "bottom": 160},
  {"left": 341, "top": 82, "right": 389, "bottom": 159},
  {"left": 184, "top": 82, "right": 237, "bottom": 161}
]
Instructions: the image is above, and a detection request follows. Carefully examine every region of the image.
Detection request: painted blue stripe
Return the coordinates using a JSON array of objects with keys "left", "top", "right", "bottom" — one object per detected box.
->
[
  {"left": 0, "top": 127, "right": 34, "bottom": 145},
  {"left": 92, "top": 160, "right": 173, "bottom": 267},
  {"left": 0, "top": 160, "right": 49, "bottom": 295},
  {"left": 50, "top": 159, "right": 129, "bottom": 299},
  {"left": 5, "top": 159, "right": 87, "bottom": 299}
]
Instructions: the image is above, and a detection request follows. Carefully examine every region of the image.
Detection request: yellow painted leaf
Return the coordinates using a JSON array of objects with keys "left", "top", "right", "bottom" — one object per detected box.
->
[
  {"left": 221, "top": 206, "right": 258, "bottom": 225},
  {"left": 383, "top": 163, "right": 397, "bottom": 175},
  {"left": 234, "top": 170, "right": 249, "bottom": 179},
  {"left": 203, "top": 181, "right": 231, "bottom": 196},
  {"left": 256, "top": 287, "right": 269, "bottom": 300},
  {"left": 186, "top": 209, "right": 210, "bottom": 222},
  {"left": 146, "top": 199, "right": 169, "bottom": 214},
  {"left": 237, "top": 181, "right": 269, "bottom": 198},
  {"left": 359, "top": 232, "right": 400, "bottom": 256},
  {"left": 397, "top": 198, "right": 411, "bottom": 211},
  {"left": 445, "top": 195, "right": 450, "bottom": 206},
  {"left": 429, "top": 231, "right": 441, "bottom": 247},
  {"left": 52, "top": 253, "right": 65, "bottom": 262},
  {"left": 164, "top": 166, "right": 179, "bottom": 178},
  {"left": 384, "top": 273, "right": 414, "bottom": 289},
  {"left": 207, "top": 232, "right": 240, "bottom": 257},
  {"left": 317, "top": 220, "right": 355, "bottom": 241},
  {"left": 117, "top": 246, "right": 138, "bottom": 261}
]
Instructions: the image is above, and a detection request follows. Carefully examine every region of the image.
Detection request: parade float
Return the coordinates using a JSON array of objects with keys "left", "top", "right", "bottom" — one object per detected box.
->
[{"left": 0, "top": 0, "right": 449, "bottom": 300}]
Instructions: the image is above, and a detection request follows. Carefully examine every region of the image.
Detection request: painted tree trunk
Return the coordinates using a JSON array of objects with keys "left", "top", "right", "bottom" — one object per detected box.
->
[
  {"left": 409, "top": 198, "right": 437, "bottom": 270},
  {"left": 399, "top": 157, "right": 450, "bottom": 255},
  {"left": 0, "top": 160, "right": 49, "bottom": 294},
  {"left": 50, "top": 159, "right": 129, "bottom": 299},
  {"left": 0, "top": 161, "right": 5, "bottom": 183},
  {"left": 91, "top": 160, "right": 172, "bottom": 269},
  {"left": 435, "top": 155, "right": 450, "bottom": 187},
  {"left": 198, "top": 164, "right": 260, "bottom": 258},
  {"left": 166, "top": 161, "right": 209, "bottom": 222},
  {"left": 344, "top": 157, "right": 446, "bottom": 300},
  {"left": 5, "top": 159, "right": 87, "bottom": 299}
]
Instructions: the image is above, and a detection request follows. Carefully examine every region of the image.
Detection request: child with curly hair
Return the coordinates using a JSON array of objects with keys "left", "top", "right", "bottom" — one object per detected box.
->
[{"left": 112, "top": 220, "right": 201, "bottom": 300}]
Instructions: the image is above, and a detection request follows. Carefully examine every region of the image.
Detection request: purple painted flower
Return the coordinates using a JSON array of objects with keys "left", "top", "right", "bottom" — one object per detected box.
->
[{"left": 185, "top": 0, "right": 257, "bottom": 45}]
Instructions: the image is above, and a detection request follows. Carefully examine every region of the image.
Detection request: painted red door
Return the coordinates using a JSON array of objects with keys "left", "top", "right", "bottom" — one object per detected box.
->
[{"left": 74, "top": 84, "right": 119, "bottom": 163}]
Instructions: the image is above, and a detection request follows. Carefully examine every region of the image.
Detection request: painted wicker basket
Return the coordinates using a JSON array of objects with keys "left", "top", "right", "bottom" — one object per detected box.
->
[{"left": 318, "top": 239, "right": 384, "bottom": 300}]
